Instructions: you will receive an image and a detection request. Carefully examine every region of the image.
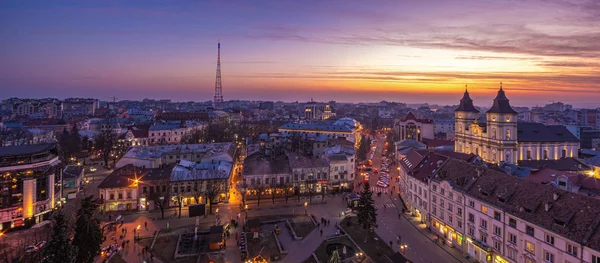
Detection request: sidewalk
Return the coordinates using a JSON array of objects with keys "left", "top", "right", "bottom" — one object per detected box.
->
[{"left": 389, "top": 196, "right": 472, "bottom": 263}]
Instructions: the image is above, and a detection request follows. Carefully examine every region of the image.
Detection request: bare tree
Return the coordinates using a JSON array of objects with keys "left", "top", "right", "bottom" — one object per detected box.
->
[
  {"left": 149, "top": 191, "right": 167, "bottom": 219},
  {"left": 176, "top": 195, "right": 183, "bottom": 218},
  {"left": 294, "top": 184, "right": 300, "bottom": 202},
  {"left": 204, "top": 182, "right": 222, "bottom": 214},
  {"left": 283, "top": 183, "right": 292, "bottom": 203},
  {"left": 256, "top": 185, "right": 265, "bottom": 207},
  {"left": 306, "top": 180, "right": 316, "bottom": 204},
  {"left": 321, "top": 184, "right": 326, "bottom": 203},
  {"left": 271, "top": 183, "right": 278, "bottom": 205}
]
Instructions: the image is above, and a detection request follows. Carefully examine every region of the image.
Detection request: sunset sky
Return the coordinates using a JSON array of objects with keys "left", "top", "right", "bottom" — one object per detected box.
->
[{"left": 1, "top": 0, "right": 599, "bottom": 107}]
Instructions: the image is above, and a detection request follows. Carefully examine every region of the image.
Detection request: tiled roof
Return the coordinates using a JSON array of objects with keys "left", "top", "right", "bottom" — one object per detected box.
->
[
  {"left": 422, "top": 138, "right": 454, "bottom": 148},
  {"left": 129, "top": 126, "right": 149, "bottom": 138},
  {"left": 122, "top": 143, "right": 235, "bottom": 160},
  {"left": 279, "top": 123, "right": 353, "bottom": 133},
  {"left": 149, "top": 124, "right": 180, "bottom": 131},
  {"left": 287, "top": 152, "right": 328, "bottom": 169},
  {"left": 145, "top": 164, "right": 176, "bottom": 181},
  {"left": 410, "top": 152, "right": 449, "bottom": 181},
  {"left": 430, "top": 158, "right": 480, "bottom": 190},
  {"left": 463, "top": 162, "right": 600, "bottom": 249},
  {"left": 517, "top": 122, "right": 579, "bottom": 142},
  {"left": 171, "top": 161, "right": 231, "bottom": 182},
  {"left": 242, "top": 152, "right": 291, "bottom": 176},
  {"left": 400, "top": 150, "right": 425, "bottom": 171},
  {"left": 98, "top": 164, "right": 149, "bottom": 189},
  {"left": 518, "top": 158, "right": 590, "bottom": 171},
  {"left": 402, "top": 112, "right": 433, "bottom": 123}
]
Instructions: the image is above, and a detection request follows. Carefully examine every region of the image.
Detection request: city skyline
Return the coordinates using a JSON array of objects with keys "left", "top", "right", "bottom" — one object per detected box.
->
[{"left": 1, "top": 0, "right": 600, "bottom": 107}]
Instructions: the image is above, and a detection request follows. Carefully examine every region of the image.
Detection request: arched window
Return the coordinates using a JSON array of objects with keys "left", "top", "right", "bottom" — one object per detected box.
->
[
  {"left": 505, "top": 151, "right": 511, "bottom": 163},
  {"left": 505, "top": 129, "right": 511, "bottom": 140}
]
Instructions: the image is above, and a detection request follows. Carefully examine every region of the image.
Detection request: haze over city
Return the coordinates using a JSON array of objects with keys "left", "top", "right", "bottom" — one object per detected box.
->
[{"left": 2, "top": 0, "right": 600, "bottom": 107}]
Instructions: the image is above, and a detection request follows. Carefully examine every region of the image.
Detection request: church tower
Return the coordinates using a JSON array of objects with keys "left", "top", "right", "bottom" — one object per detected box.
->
[
  {"left": 454, "top": 86, "right": 479, "bottom": 154},
  {"left": 485, "top": 83, "right": 518, "bottom": 164}
]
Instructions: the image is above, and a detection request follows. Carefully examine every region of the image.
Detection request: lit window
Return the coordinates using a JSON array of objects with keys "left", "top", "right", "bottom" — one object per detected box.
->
[{"left": 526, "top": 241, "right": 535, "bottom": 253}]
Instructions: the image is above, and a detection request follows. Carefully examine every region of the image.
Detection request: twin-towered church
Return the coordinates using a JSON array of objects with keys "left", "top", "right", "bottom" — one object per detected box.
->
[{"left": 454, "top": 84, "right": 579, "bottom": 164}]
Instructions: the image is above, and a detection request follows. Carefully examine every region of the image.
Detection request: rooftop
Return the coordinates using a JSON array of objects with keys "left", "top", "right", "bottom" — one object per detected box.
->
[
  {"left": 242, "top": 152, "right": 291, "bottom": 176},
  {"left": 98, "top": 165, "right": 150, "bottom": 189},
  {"left": 171, "top": 160, "right": 232, "bottom": 182},
  {"left": 517, "top": 122, "right": 579, "bottom": 142},
  {"left": 63, "top": 165, "right": 84, "bottom": 178},
  {"left": 0, "top": 143, "right": 56, "bottom": 157},
  {"left": 518, "top": 158, "right": 591, "bottom": 171},
  {"left": 486, "top": 87, "right": 518, "bottom": 114},
  {"left": 122, "top": 143, "right": 235, "bottom": 160},
  {"left": 279, "top": 123, "right": 354, "bottom": 133},
  {"left": 287, "top": 152, "right": 328, "bottom": 169},
  {"left": 149, "top": 124, "right": 180, "bottom": 131},
  {"left": 460, "top": 161, "right": 600, "bottom": 249}
]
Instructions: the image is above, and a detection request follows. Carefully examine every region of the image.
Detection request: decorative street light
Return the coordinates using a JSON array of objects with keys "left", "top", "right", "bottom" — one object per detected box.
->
[
  {"left": 400, "top": 244, "right": 408, "bottom": 255},
  {"left": 304, "top": 202, "right": 308, "bottom": 215}
]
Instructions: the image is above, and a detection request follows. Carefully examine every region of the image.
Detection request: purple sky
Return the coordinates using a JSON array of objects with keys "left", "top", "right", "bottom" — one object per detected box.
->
[{"left": 1, "top": 0, "right": 599, "bottom": 107}]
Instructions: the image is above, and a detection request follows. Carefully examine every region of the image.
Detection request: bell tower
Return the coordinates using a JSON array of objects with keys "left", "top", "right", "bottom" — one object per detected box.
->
[
  {"left": 454, "top": 85, "right": 479, "bottom": 154},
  {"left": 485, "top": 82, "right": 518, "bottom": 163}
]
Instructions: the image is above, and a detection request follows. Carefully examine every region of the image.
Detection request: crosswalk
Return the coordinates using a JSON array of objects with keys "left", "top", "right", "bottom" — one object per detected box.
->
[
  {"left": 371, "top": 186, "right": 390, "bottom": 193},
  {"left": 374, "top": 203, "right": 396, "bottom": 209}
]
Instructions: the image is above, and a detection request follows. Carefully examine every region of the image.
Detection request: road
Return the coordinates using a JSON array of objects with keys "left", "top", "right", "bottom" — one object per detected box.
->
[{"left": 356, "top": 134, "right": 469, "bottom": 263}]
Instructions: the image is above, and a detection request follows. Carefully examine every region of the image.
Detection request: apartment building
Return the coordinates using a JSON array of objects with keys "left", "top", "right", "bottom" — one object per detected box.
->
[{"left": 399, "top": 149, "right": 600, "bottom": 263}]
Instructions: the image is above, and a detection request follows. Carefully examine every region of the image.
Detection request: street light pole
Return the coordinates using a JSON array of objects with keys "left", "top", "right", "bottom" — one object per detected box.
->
[{"left": 304, "top": 202, "right": 308, "bottom": 215}]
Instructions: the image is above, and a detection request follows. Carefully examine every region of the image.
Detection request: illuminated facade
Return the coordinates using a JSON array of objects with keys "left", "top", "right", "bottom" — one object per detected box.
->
[
  {"left": 0, "top": 144, "right": 60, "bottom": 231},
  {"left": 455, "top": 85, "right": 579, "bottom": 164},
  {"left": 97, "top": 165, "right": 145, "bottom": 212},
  {"left": 395, "top": 112, "right": 434, "bottom": 142}
]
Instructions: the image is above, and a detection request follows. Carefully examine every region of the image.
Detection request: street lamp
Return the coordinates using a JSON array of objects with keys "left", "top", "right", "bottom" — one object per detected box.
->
[
  {"left": 304, "top": 202, "right": 308, "bottom": 215},
  {"left": 244, "top": 204, "right": 248, "bottom": 223},
  {"left": 400, "top": 244, "right": 407, "bottom": 255}
]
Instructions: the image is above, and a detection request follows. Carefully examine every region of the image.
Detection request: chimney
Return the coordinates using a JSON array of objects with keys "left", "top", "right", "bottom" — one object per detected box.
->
[
  {"left": 553, "top": 193, "right": 559, "bottom": 201},
  {"left": 476, "top": 169, "right": 482, "bottom": 177},
  {"left": 544, "top": 203, "right": 552, "bottom": 212}
]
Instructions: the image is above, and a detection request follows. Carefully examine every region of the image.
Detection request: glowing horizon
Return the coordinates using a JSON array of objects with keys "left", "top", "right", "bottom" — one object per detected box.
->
[{"left": 1, "top": 0, "right": 599, "bottom": 107}]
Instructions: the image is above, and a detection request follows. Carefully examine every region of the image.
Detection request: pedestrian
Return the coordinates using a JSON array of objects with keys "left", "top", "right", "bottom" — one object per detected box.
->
[
  {"left": 150, "top": 253, "right": 154, "bottom": 262},
  {"left": 142, "top": 247, "right": 145, "bottom": 255},
  {"left": 320, "top": 229, "right": 323, "bottom": 236},
  {"left": 328, "top": 220, "right": 330, "bottom": 226},
  {"left": 121, "top": 241, "right": 125, "bottom": 249}
]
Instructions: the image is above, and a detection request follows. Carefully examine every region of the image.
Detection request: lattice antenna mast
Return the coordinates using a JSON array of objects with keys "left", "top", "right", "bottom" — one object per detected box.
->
[{"left": 213, "top": 41, "right": 224, "bottom": 108}]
